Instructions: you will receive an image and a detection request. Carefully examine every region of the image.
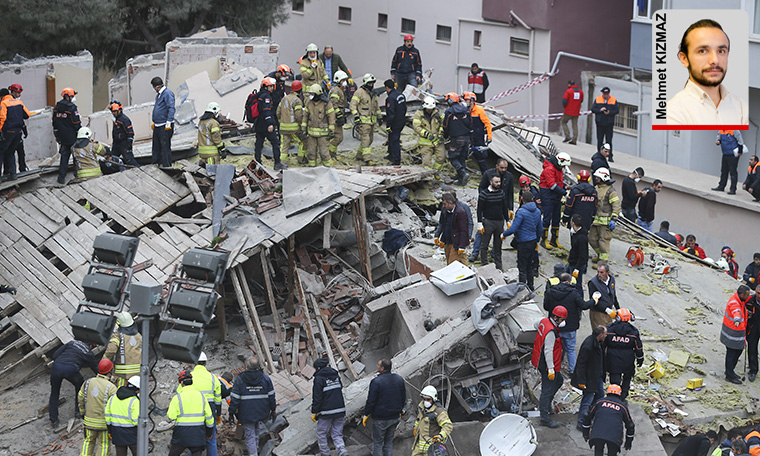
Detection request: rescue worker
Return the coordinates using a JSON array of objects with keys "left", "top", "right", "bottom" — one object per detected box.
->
[
  {"left": 588, "top": 263, "right": 620, "bottom": 327},
  {"left": 178, "top": 352, "right": 222, "bottom": 456},
  {"left": 713, "top": 129, "right": 745, "bottom": 195},
  {"left": 435, "top": 192, "right": 469, "bottom": 265},
  {"left": 713, "top": 429, "right": 743, "bottom": 456},
  {"left": 278, "top": 80, "right": 305, "bottom": 164},
  {"left": 384, "top": 79, "right": 406, "bottom": 165},
  {"left": 572, "top": 325, "right": 607, "bottom": 431},
  {"left": 105, "top": 375, "right": 140, "bottom": 456},
  {"left": 0, "top": 83, "right": 30, "bottom": 180},
  {"left": 390, "top": 34, "right": 422, "bottom": 92},
  {"left": 49, "top": 340, "right": 99, "bottom": 428},
  {"left": 442, "top": 92, "right": 471, "bottom": 186},
  {"left": 0, "top": 284, "right": 15, "bottom": 294},
  {"left": 476, "top": 173, "right": 509, "bottom": 270},
  {"left": 168, "top": 370, "right": 214, "bottom": 456},
  {"left": 681, "top": 234, "right": 707, "bottom": 259},
  {"left": 197, "top": 102, "right": 227, "bottom": 165},
  {"left": 591, "top": 143, "right": 611, "bottom": 174},
  {"left": 637, "top": 179, "right": 663, "bottom": 232},
  {"left": 722, "top": 247, "right": 739, "bottom": 279},
  {"left": 302, "top": 84, "right": 336, "bottom": 167},
  {"left": 362, "top": 358, "right": 406, "bottom": 456},
  {"left": 543, "top": 272, "right": 595, "bottom": 374},
  {"left": 745, "top": 428, "right": 760, "bottom": 456},
  {"left": 463, "top": 91, "right": 492, "bottom": 173},
  {"left": 589, "top": 167, "right": 620, "bottom": 264},
  {"left": 532, "top": 305, "right": 567, "bottom": 428},
  {"left": 52, "top": 87, "right": 81, "bottom": 185},
  {"left": 743, "top": 253, "right": 760, "bottom": 290},
  {"left": 104, "top": 311, "right": 142, "bottom": 387},
  {"left": 471, "top": 158, "right": 514, "bottom": 264},
  {"left": 520, "top": 174, "right": 542, "bottom": 278},
  {"left": 266, "top": 64, "right": 293, "bottom": 108},
  {"left": 255, "top": 77, "right": 286, "bottom": 171},
  {"left": 743, "top": 155, "right": 760, "bottom": 199},
  {"left": 300, "top": 43, "right": 329, "bottom": 89},
  {"left": 539, "top": 152, "right": 572, "bottom": 249},
  {"left": 605, "top": 308, "right": 644, "bottom": 399},
  {"left": 502, "top": 191, "right": 543, "bottom": 290},
  {"left": 732, "top": 439, "right": 751, "bottom": 456},
  {"left": 581, "top": 384, "right": 635, "bottom": 456},
  {"left": 721, "top": 285, "right": 752, "bottom": 384},
  {"left": 329, "top": 71, "right": 350, "bottom": 160},
  {"left": 411, "top": 97, "right": 445, "bottom": 170},
  {"left": 109, "top": 101, "right": 139, "bottom": 167},
  {"left": 562, "top": 169, "right": 597, "bottom": 232},
  {"left": 591, "top": 87, "right": 619, "bottom": 158},
  {"left": 561, "top": 79, "right": 583, "bottom": 145},
  {"left": 78, "top": 359, "right": 117, "bottom": 456},
  {"left": 350, "top": 73, "right": 381, "bottom": 165},
  {"left": 411, "top": 385, "right": 453, "bottom": 456},
  {"left": 229, "top": 357, "right": 276, "bottom": 456},
  {"left": 467, "top": 63, "right": 489, "bottom": 103},
  {"left": 311, "top": 357, "right": 348, "bottom": 456},
  {"left": 567, "top": 214, "right": 590, "bottom": 298},
  {"left": 621, "top": 167, "right": 644, "bottom": 221},
  {"left": 672, "top": 430, "right": 718, "bottom": 456},
  {"left": 72, "top": 127, "right": 110, "bottom": 179}
]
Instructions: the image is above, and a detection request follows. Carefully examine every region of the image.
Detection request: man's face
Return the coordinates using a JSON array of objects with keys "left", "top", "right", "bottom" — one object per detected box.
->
[
  {"left": 754, "top": 257, "right": 760, "bottom": 266},
  {"left": 597, "top": 267, "right": 609, "bottom": 281},
  {"left": 491, "top": 176, "right": 501, "bottom": 189},
  {"left": 471, "top": 65, "right": 479, "bottom": 73},
  {"left": 596, "top": 329, "right": 608, "bottom": 343},
  {"left": 686, "top": 238, "right": 696, "bottom": 249},
  {"left": 442, "top": 200, "right": 455, "bottom": 212},
  {"left": 153, "top": 85, "right": 161, "bottom": 93},
  {"left": 11, "top": 90, "right": 20, "bottom": 99},
  {"left": 497, "top": 162, "right": 508, "bottom": 174},
  {"left": 308, "top": 51, "right": 317, "bottom": 60},
  {"left": 602, "top": 93, "right": 610, "bottom": 101},
  {"left": 324, "top": 47, "right": 333, "bottom": 58},
  {"left": 678, "top": 26, "right": 729, "bottom": 88},
  {"left": 601, "top": 148, "right": 610, "bottom": 157},
  {"left": 376, "top": 361, "right": 384, "bottom": 373},
  {"left": 653, "top": 183, "right": 663, "bottom": 193},
  {"left": 404, "top": 39, "right": 413, "bottom": 49},
  {"left": 751, "top": 156, "right": 758, "bottom": 166}
]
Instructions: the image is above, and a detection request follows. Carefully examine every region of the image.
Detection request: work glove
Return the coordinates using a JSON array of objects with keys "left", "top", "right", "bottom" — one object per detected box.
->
[
  {"left": 151, "top": 123, "right": 155, "bottom": 130},
  {"left": 578, "top": 384, "right": 586, "bottom": 390},
  {"left": 328, "top": 131, "right": 335, "bottom": 140},
  {"left": 624, "top": 436, "right": 634, "bottom": 450},
  {"left": 270, "top": 410, "right": 277, "bottom": 420},
  {"left": 22, "top": 125, "right": 28, "bottom": 138},
  {"left": 547, "top": 369, "right": 555, "bottom": 381},
  {"left": 386, "top": 127, "right": 391, "bottom": 133},
  {"left": 432, "top": 435, "right": 442, "bottom": 444},
  {"left": 377, "top": 117, "right": 383, "bottom": 127},
  {"left": 735, "top": 317, "right": 742, "bottom": 327},
  {"left": 477, "top": 222, "right": 484, "bottom": 234},
  {"left": 582, "top": 427, "right": 590, "bottom": 442},
  {"left": 637, "top": 358, "right": 644, "bottom": 367},
  {"left": 457, "top": 248, "right": 465, "bottom": 255},
  {"left": 311, "top": 61, "right": 318, "bottom": 69},
  {"left": 605, "top": 307, "right": 617, "bottom": 320},
  {"left": 0, "top": 285, "right": 16, "bottom": 294},
  {"left": 501, "top": 232, "right": 507, "bottom": 241},
  {"left": 509, "top": 210, "right": 514, "bottom": 221},
  {"left": 216, "top": 415, "right": 222, "bottom": 425},
  {"left": 300, "top": 125, "right": 307, "bottom": 133},
  {"left": 592, "top": 291, "right": 601, "bottom": 302},
  {"left": 751, "top": 278, "right": 756, "bottom": 284},
  {"left": 218, "top": 145, "right": 228, "bottom": 159},
  {"left": 165, "top": 122, "right": 172, "bottom": 131},
  {"left": 535, "top": 243, "right": 539, "bottom": 251},
  {"left": 413, "top": 428, "right": 418, "bottom": 437},
  {"left": 348, "top": 78, "right": 354, "bottom": 85},
  {"left": 311, "top": 414, "right": 318, "bottom": 422},
  {"left": 362, "top": 415, "right": 369, "bottom": 427},
  {"left": 608, "top": 220, "right": 616, "bottom": 231},
  {"left": 485, "top": 139, "right": 492, "bottom": 146},
  {"left": 434, "top": 237, "right": 442, "bottom": 247},
  {"left": 572, "top": 269, "right": 579, "bottom": 279}
]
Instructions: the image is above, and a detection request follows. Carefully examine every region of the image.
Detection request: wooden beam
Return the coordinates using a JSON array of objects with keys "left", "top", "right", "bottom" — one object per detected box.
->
[
  {"left": 290, "top": 326, "right": 301, "bottom": 376},
  {"left": 0, "top": 334, "right": 30, "bottom": 360},
  {"left": 236, "top": 266, "right": 276, "bottom": 373},
  {"left": 320, "top": 313, "right": 359, "bottom": 381},
  {"left": 216, "top": 284, "right": 227, "bottom": 342},
  {"left": 183, "top": 171, "right": 206, "bottom": 204},
  {"left": 230, "top": 268, "right": 265, "bottom": 369},
  {"left": 294, "top": 271, "right": 318, "bottom": 359},
  {"left": 307, "top": 293, "right": 337, "bottom": 371},
  {"left": 287, "top": 236, "right": 295, "bottom": 314},
  {"left": 260, "top": 250, "right": 289, "bottom": 373},
  {"left": 322, "top": 212, "right": 331, "bottom": 249},
  {"left": 0, "top": 339, "right": 58, "bottom": 376}
]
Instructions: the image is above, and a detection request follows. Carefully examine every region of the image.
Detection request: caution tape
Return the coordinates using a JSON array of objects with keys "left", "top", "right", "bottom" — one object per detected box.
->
[
  {"left": 508, "top": 110, "right": 592, "bottom": 121},
  {"left": 485, "top": 73, "right": 551, "bottom": 104}
]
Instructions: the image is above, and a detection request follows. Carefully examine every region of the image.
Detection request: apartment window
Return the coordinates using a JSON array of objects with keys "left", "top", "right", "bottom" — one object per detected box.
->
[
  {"left": 378, "top": 13, "right": 388, "bottom": 30},
  {"left": 436, "top": 25, "right": 452, "bottom": 43},
  {"left": 614, "top": 103, "right": 638, "bottom": 134},
  {"left": 634, "top": 0, "right": 664, "bottom": 19},
  {"left": 754, "top": 0, "right": 760, "bottom": 35},
  {"left": 510, "top": 37, "right": 529, "bottom": 56},
  {"left": 292, "top": 0, "right": 304, "bottom": 12},
  {"left": 401, "top": 18, "right": 416, "bottom": 35},
  {"left": 338, "top": 6, "right": 351, "bottom": 23},
  {"left": 473, "top": 30, "right": 482, "bottom": 48}
]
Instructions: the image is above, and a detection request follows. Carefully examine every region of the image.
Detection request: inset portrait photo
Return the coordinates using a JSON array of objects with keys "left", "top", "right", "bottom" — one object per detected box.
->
[{"left": 652, "top": 9, "right": 748, "bottom": 129}]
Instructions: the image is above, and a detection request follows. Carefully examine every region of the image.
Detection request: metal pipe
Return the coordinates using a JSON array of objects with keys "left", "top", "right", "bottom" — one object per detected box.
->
[
  {"left": 548, "top": 51, "right": 651, "bottom": 77},
  {"left": 137, "top": 317, "right": 151, "bottom": 456},
  {"left": 750, "top": 118, "right": 759, "bottom": 156},
  {"left": 631, "top": 69, "right": 644, "bottom": 157}
]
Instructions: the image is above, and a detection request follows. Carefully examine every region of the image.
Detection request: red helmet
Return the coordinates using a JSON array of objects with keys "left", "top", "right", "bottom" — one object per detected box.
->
[
  {"left": 607, "top": 384, "right": 622, "bottom": 396},
  {"left": 178, "top": 369, "right": 193, "bottom": 383},
  {"left": 519, "top": 175, "right": 532, "bottom": 187},
  {"left": 61, "top": 87, "right": 76, "bottom": 97},
  {"left": 577, "top": 169, "right": 591, "bottom": 182},
  {"left": 277, "top": 64, "right": 291, "bottom": 74},
  {"left": 552, "top": 305, "right": 568, "bottom": 319},
  {"left": 404, "top": 34, "right": 414, "bottom": 41},
  {"left": 462, "top": 91, "right": 476, "bottom": 101},
  {"left": 291, "top": 80, "right": 303, "bottom": 92},
  {"left": 8, "top": 83, "right": 22, "bottom": 93},
  {"left": 98, "top": 359, "right": 114, "bottom": 374},
  {"left": 445, "top": 92, "right": 460, "bottom": 103},
  {"left": 722, "top": 247, "right": 735, "bottom": 258},
  {"left": 675, "top": 234, "right": 683, "bottom": 244}
]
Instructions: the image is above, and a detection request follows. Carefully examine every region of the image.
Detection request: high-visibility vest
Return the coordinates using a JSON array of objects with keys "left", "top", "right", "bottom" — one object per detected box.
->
[
  {"left": 531, "top": 318, "right": 562, "bottom": 370},
  {"left": 178, "top": 365, "right": 221, "bottom": 410},
  {"left": 468, "top": 71, "right": 486, "bottom": 94},
  {"left": 105, "top": 394, "right": 139, "bottom": 428},
  {"left": 167, "top": 386, "right": 213, "bottom": 427},
  {"left": 721, "top": 292, "right": 748, "bottom": 350},
  {"left": 594, "top": 94, "right": 618, "bottom": 105}
]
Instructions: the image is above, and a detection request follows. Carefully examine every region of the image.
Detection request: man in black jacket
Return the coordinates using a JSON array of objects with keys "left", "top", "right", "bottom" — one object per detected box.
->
[
  {"left": 255, "top": 77, "right": 286, "bottom": 170},
  {"left": 562, "top": 169, "right": 597, "bottom": 231},
  {"left": 636, "top": 179, "right": 662, "bottom": 232},
  {"left": 744, "top": 253, "right": 760, "bottom": 290},
  {"left": 390, "top": 35, "right": 422, "bottom": 92},
  {"left": 572, "top": 325, "right": 607, "bottom": 431},
  {"left": 582, "top": 384, "right": 635, "bottom": 455},
  {"left": 477, "top": 174, "right": 509, "bottom": 270},
  {"left": 671, "top": 430, "right": 718, "bottom": 456},
  {"left": 746, "top": 294, "right": 760, "bottom": 382},
  {"left": 591, "top": 144, "right": 610, "bottom": 174},
  {"left": 621, "top": 167, "right": 644, "bottom": 221},
  {"left": 654, "top": 221, "right": 678, "bottom": 245},
  {"left": 567, "top": 214, "right": 589, "bottom": 298},
  {"left": 311, "top": 358, "right": 348, "bottom": 456},
  {"left": 743, "top": 155, "right": 760, "bottom": 200},
  {"left": 605, "top": 308, "right": 644, "bottom": 399},
  {"left": 588, "top": 263, "right": 619, "bottom": 328},
  {"left": 52, "top": 87, "right": 81, "bottom": 185},
  {"left": 442, "top": 93, "right": 471, "bottom": 186},
  {"left": 109, "top": 101, "right": 139, "bottom": 167},
  {"left": 49, "top": 340, "right": 99, "bottom": 427},
  {"left": 591, "top": 88, "right": 620, "bottom": 160},
  {"left": 363, "top": 358, "right": 406, "bottom": 456},
  {"left": 384, "top": 79, "right": 406, "bottom": 165},
  {"left": 543, "top": 272, "right": 594, "bottom": 374},
  {"left": 470, "top": 158, "right": 514, "bottom": 263}
]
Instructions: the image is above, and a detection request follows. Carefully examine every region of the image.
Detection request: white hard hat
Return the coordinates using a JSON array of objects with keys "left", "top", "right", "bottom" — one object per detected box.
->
[
  {"left": 333, "top": 70, "right": 348, "bottom": 84},
  {"left": 601, "top": 143, "right": 611, "bottom": 150},
  {"left": 593, "top": 167, "right": 611, "bottom": 182},
  {"left": 363, "top": 73, "right": 376, "bottom": 85},
  {"left": 127, "top": 376, "right": 141, "bottom": 389},
  {"left": 306, "top": 43, "right": 319, "bottom": 53},
  {"left": 198, "top": 351, "right": 208, "bottom": 362},
  {"left": 206, "top": 102, "right": 221, "bottom": 115},
  {"left": 77, "top": 127, "right": 93, "bottom": 140},
  {"left": 421, "top": 385, "right": 438, "bottom": 401},
  {"left": 116, "top": 311, "right": 134, "bottom": 327},
  {"left": 422, "top": 97, "right": 437, "bottom": 109},
  {"left": 556, "top": 152, "right": 571, "bottom": 167}
]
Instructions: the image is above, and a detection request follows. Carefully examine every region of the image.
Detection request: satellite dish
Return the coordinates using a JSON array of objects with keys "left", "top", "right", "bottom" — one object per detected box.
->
[{"left": 479, "top": 413, "right": 537, "bottom": 456}]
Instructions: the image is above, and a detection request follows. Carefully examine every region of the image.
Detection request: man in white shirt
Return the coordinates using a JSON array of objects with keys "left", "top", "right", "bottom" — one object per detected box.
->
[{"left": 667, "top": 19, "right": 748, "bottom": 126}]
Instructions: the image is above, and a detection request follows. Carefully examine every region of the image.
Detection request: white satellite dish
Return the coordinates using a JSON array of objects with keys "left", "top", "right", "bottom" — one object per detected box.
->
[{"left": 479, "top": 413, "right": 537, "bottom": 456}]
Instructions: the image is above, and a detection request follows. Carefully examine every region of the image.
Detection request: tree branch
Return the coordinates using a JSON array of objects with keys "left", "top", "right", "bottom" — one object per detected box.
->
[
  {"left": 127, "top": 8, "right": 162, "bottom": 51},
  {"left": 189, "top": 9, "right": 209, "bottom": 35}
]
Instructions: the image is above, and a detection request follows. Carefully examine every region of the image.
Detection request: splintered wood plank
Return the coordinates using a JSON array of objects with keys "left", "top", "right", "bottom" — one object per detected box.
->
[
  {"left": 47, "top": 187, "right": 103, "bottom": 226},
  {"left": 116, "top": 170, "right": 177, "bottom": 208},
  {"left": 139, "top": 165, "right": 190, "bottom": 197},
  {"left": 6, "top": 198, "right": 57, "bottom": 239},
  {"left": 11, "top": 309, "right": 55, "bottom": 346},
  {"left": 0, "top": 204, "right": 45, "bottom": 246}
]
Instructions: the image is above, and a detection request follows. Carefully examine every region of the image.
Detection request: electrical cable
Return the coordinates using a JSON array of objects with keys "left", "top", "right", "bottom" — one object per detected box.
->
[{"left": 147, "top": 320, "right": 159, "bottom": 453}]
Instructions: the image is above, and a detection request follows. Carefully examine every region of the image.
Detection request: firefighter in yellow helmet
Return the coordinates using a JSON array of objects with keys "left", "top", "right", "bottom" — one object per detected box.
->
[
  {"left": 72, "top": 127, "right": 110, "bottom": 179},
  {"left": 350, "top": 73, "right": 382, "bottom": 164},
  {"left": 301, "top": 84, "right": 336, "bottom": 167},
  {"left": 104, "top": 312, "right": 142, "bottom": 387},
  {"left": 412, "top": 385, "right": 453, "bottom": 456},
  {"left": 198, "top": 102, "right": 226, "bottom": 165},
  {"left": 412, "top": 97, "right": 445, "bottom": 170},
  {"left": 278, "top": 80, "right": 305, "bottom": 164}
]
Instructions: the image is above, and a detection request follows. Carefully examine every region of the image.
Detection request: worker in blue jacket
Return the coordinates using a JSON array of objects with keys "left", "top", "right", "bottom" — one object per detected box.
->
[
  {"left": 502, "top": 191, "right": 543, "bottom": 290},
  {"left": 229, "top": 357, "right": 276, "bottom": 456},
  {"left": 311, "top": 357, "right": 348, "bottom": 456},
  {"left": 384, "top": 79, "right": 407, "bottom": 165}
]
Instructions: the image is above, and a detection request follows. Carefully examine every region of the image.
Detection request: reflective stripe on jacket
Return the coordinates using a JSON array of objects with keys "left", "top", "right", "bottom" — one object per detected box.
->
[
  {"left": 592, "top": 184, "right": 621, "bottom": 226},
  {"left": 167, "top": 386, "right": 213, "bottom": 447},
  {"left": 0, "top": 96, "right": 30, "bottom": 132},
  {"left": 412, "top": 109, "right": 443, "bottom": 146},
  {"left": 105, "top": 390, "right": 139, "bottom": 446},
  {"left": 78, "top": 374, "right": 117, "bottom": 430},
  {"left": 413, "top": 402, "right": 453, "bottom": 452},
  {"left": 73, "top": 141, "right": 108, "bottom": 179},
  {"left": 720, "top": 291, "right": 749, "bottom": 350},
  {"left": 302, "top": 98, "right": 336, "bottom": 136},
  {"left": 105, "top": 331, "right": 142, "bottom": 376},
  {"left": 468, "top": 70, "right": 487, "bottom": 94},
  {"left": 277, "top": 92, "right": 304, "bottom": 132},
  {"left": 198, "top": 116, "right": 222, "bottom": 158},
  {"left": 349, "top": 86, "right": 380, "bottom": 125}
]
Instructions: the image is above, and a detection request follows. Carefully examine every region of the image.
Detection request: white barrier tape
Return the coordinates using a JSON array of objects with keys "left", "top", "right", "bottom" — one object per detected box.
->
[
  {"left": 508, "top": 110, "right": 592, "bottom": 120},
  {"left": 485, "top": 73, "right": 551, "bottom": 104}
]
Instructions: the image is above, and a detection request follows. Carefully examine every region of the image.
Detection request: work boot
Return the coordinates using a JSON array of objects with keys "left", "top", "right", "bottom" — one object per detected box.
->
[
  {"left": 550, "top": 227, "right": 564, "bottom": 249},
  {"left": 50, "top": 419, "right": 59, "bottom": 428},
  {"left": 750, "top": 372, "right": 757, "bottom": 382},
  {"left": 274, "top": 161, "right": 288, "bottom": 171},
  {"left": 569, "top": 140, "right": 577, "bottom": 145},
  {"left": 540, "top": 418, "right": 560, "bottom": 428},
  {"left": 711, "top": 186, "right": 724, "bottom": 192},
  {"left": 728, "top": 190, "right": 737, "bottom": 195},
  {"left": 541, "top": 228, "right": 553, "bottom": 249},
  {"left": 457, "top": 171, "right": 470, "bottom": 186}
]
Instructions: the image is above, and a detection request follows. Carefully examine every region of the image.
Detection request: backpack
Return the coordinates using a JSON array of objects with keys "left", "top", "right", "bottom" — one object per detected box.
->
[{"left": 244, "top": 90, "right": 259, "bottom": 123}]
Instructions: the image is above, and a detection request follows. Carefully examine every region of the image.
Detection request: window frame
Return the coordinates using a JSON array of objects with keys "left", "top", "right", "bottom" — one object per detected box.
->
[
  {"left": 291, "top": 0, "right": 304, "bottom": 13},
  {"left": 401, "top": 18, "right": 416, "bottom": 35},
  {"left": 473, "top": 30, "right": 482, "bottom": 48},
  {"left": 378, "top": 13, "right": 388, "bottom": 31},
  {"left": 632, "top": 0, "right": 664, "bottom": 22},
  {"left": 338, "top": 6, "right": 352, "bottom": 24},
  {"left": 509, "top": 37, "right": 530, "bottom": 57},
  {"left": 613, "top": 102, "right": 639, "bottom": 135},
  {"left": 436, "top": 24, "right": 452, "bottom": 44}
]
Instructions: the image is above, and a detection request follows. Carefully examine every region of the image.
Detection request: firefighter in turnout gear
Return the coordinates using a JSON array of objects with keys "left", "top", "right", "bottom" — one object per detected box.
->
[
  {"left": 278, "top": 80, "right": 305, "bottom": 164},
  {"left": 582, "top": 384, "right": 636, "bottom": 456},
  {"left": 329, "top": 70, "right": 349, "bottom": 160},
  {"left": 79, "top": 359, "right": 117, "bottom": 456},
  {"left": 72, "top": 127, "right": 110, "bottom": 179},
  {"left": 412, "top": 97, "right": 445, "bottom": 170},
  {"left": 589, "top": 167, "right": 621, "bottom": 264},
  {"left": 301, "top": 84, "right": 336, "bottom": 167},
  {"left": 300, "top": 43, "right": 329, "bottom": 89},
  {"left": 105, "top": 376, "right": 140, "bottom": 456},
  {"left": 605, "top": 308, "right": 644, "bottom": 399},
  {"left": 197, "top": 102, "right": 226, "bottom": 165},
  {"left": 104, "top": 312, "right": 142, "bottom": 387},
  {"left": 412, "top": 385, "right": 453, "bottom": 456},
  {"left": 350, "top": 73, "right": 381, "bottom": 163}
]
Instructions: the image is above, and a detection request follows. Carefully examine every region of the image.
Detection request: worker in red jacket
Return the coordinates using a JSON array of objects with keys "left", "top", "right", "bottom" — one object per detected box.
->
[
  {"left": 561, "top": 80, "right": 583, "bottom": 145},
  {"left": 539, "top": 152, "right": 571, "bottom": 249},
  {"left": 532, "top": 306, "right": 567, "bottom": 428},
  {"left": 680, "top": 234, "right": 706, "bottom": 259},
  {"left": 720, "top": 285, "right": 751, "bottom": 384}
]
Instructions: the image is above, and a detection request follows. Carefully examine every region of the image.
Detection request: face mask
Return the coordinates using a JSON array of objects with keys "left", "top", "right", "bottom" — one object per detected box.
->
[
  {"left": 423, "top": 401, "right": 433, "bottom": 409},
  {"left": 71, "top": 96, "right": 77, "bottom": 103},
  {"left": 634, "top": 178, "right": 641, "bottom": 183},
  {"left": 311, "top": 94, "right": 319, "bottom": 100},
  {"left": 341, "top": 81, "right": 348, "bottom": 87},
  {"left": 570, "top": 226, "right": 577, "bottom": 234},
  {"left": 558, "top": 320, "right": 566, "bottom": 328}
]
